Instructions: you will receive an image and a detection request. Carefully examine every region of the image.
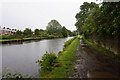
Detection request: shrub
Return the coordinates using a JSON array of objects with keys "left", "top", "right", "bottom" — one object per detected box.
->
[
  {"left": 48, "top": 35, "right": 54, "bottom": 39},
  {"left": 39, "top": 52, "right": 57, "bottom": 72},
  {"left": 24, "top": 35, "right": 32, "bottom": 38},
  {"left": 2, "top": 72, "right": 30, "bottom": 78},
  {"left": 42, "top": 34, "right": 49, "bottom": 37},
  {"left": 1, "top": 35, "right": 11, "bottom": 39}
]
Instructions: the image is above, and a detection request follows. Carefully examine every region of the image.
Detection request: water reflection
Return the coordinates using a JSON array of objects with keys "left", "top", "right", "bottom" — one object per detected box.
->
[
  {"left": 2, "top": 42, "right": 23, "bottom": 46},
  {"left": 2, "top": 37, "right": 73, "bottom": 78}
]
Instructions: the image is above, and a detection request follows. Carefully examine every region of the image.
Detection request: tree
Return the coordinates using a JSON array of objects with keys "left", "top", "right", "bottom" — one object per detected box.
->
[
  {"left": 75, "top": 2, "right": 99, "bottom": 34},
  {"left": 39, "top": 29, "right": 46, "bottom": 35},
  {"left": 23, "top": 28, "right": 33, "bottom": 36},
  {"left": 67, "top": 30, "right": 73, "bottom": 36},
  {"left": 34, "top": 29, "right": 40, "bottom": 35},
  {"left": 46, "top": 20, "right": 62, "bottom": 35},
  {"left": 72, "top": 31, "right": 77, "bottom": 36},
  {"left": 62, "top": 26, "right": 68, "bottom": 37},
  {"left": 75, "top": 2, "right": 120, "bottom": 40},
  {"left": 15, "top": 30, "right": 22, "bottom": 35}
]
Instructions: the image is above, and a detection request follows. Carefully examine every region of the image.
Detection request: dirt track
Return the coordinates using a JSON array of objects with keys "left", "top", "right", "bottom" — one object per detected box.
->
[{"left": 70, "top": 37, "right": 120, "bottom": 79}]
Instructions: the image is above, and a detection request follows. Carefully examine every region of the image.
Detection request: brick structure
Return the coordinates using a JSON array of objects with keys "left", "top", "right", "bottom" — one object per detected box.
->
[{"left": 0, "top": 26, "right": 16, "bottom": 35}]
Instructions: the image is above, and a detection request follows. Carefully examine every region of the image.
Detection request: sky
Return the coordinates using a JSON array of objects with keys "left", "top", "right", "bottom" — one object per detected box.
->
[{"left": 0, "top": 0, "right": 102, "bottom": 31}]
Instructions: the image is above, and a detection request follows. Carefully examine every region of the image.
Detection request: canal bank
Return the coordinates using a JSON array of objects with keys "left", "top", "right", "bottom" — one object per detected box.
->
[
  {"left": 70, "top": 37, "right": 120, "bottom": 79},
  {"left": 0, "top": 36, "right": 65, "bottom": 44},
  {"left": 40, "top": 36, "right": 79, "bottom": 78},
  {"left": 83, "top": 37, "right": 120, "bottom": 63},
  {"left": 2, "top": 37, "right": 73, "bottom": 78}
]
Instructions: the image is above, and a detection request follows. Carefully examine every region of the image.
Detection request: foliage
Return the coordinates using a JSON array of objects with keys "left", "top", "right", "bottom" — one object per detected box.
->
[
  {"left": 24, "top": 35, "right": 32, "bottom": 38},
  {"left": 75, "top": 2, "right": 120, "bottom": 55},
  {"left": 2, "top": 72, "right": 30, "bottom": 78},
  {"left": 34, "top": 29, "right": 40, "bottom": 35},
  {"left": 1, "top": 19, "right": 75, "bottom": 41},
  {"left": 39, "top": 52, "right": 57, "bottom": 72},
  {"left": 75, "top": 2, "right": 99, "bottom": 33},
  {"left": 39, "top": 29, "right": 46, "bottom": 35},
  {"left": 75, "top": 2, "right": 120, "bottom": 40},
  {"left": 0, "top": 35, "right": 11, "bottom": 39},
  {"left": 62, "top": 26, "right": 68, "bottom": 37},
  {"left": 23, "top": 28, "right": 33, "bottom": 36},
  {"left": 40, "top": 36, "right": 79, "bottom": 78},
  {"left": 1, "top": 19, "right": 71, "bottom": 41},
  {"left": 72, "top": 31, "right": 77, "bottom": 36},
  {"left": 14, "top": 30, "right": 22, "bottom": 35},
  {"left": 46, "top": 20, "right": 62, "bottom": 35},
  {"left": 48, "top": 35, "right": 55, "bottom": 39},
  {"left": 42, "top": 34, "right": 49, "bottom": 37},
  {"left": 67, "top": 30, "right": 73, "bottom": 37}
]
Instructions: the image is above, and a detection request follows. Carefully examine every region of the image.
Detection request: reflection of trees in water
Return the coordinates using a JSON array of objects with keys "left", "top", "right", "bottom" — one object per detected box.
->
[
  {"left": 2, "top": 41, "right": 23, "bottom": 45},
  {"left": 2, "top": 37, "right": 73, "bottom": 78}
]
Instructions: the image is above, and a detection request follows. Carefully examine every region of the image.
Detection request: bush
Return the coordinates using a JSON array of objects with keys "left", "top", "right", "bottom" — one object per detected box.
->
[
  {"left": 42, "top": 34, "right": 55, "bottom": 39},
  {"left": 1, "top": 35, "right": 11, "bottom": 39},
  {"left": 48, "top": 35, "right": 54, "bottom": 39},
  {"left": 24, "top": 35, "right": 32, "bottom": 38},
  {"left": 42, "top": 34, "right": 49, "bottom": 37},
  {"left": 39, "top": 52, "right": 57, "bottom": 72},
  {"left": 2, "top": 72, "right": 30, "bottom": 78}
]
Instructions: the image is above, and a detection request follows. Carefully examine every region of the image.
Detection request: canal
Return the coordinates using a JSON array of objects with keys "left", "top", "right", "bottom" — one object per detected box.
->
[{"left": 2, "top": 37, "right": 73, "bottom": 77}]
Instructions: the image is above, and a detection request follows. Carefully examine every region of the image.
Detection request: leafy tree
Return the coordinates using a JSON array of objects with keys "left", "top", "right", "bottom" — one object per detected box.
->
[
  {"left": 46, "top": 20, "right": 62, "bottom": 35},
  {"left": 39, "top": 29, "right": 46, "bottom": 35},
  {"left": 67, "top": 30, "right": 73, "bottom": 36},
  {"left": 75, "top": 2, "right": 120, "bottom": 41},
  {"left": 15, "top": 30, "right": 22, "bottom": 35},
  {"left": 62, "top": 26, "right": 68, "bottom": 37},
  {"left": 13, "top": 30, "right": 23, "bottom": 39},
  {"left": 98, "top": 2, "right": 120, "bottom": 39},
  {"left": 72, "top": 31, "right": 77, "bottom": 36},
  {"left": 75, "top": 2, "right": 99, "bottom": 34},
  {"left": 23, "top": 28, "right": 33, "bottom": 36},
  {"left": 34, "top": 29, "right": 40, "bottom": 35}
]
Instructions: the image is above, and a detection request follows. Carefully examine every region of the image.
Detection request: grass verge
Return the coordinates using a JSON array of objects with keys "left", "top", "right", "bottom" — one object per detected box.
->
[
  {"left": 40, "top": 36, "right": 79, "bottom": 78},
  {"left": 0, "top": 36, "right": 60, "bottom": 42},
  {"left": 83, "top": 36, "right": 120, "bottom": 62}
]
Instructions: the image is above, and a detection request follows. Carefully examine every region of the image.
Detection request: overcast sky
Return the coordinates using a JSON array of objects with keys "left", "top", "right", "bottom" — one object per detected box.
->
[{"left": 0, "top": 0, "right": 102, "bottom": 31}]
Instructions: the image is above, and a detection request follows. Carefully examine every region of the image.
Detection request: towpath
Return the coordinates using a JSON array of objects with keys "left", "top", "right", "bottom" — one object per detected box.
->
[{"left": 70, "top": 37, "right": 120, "bottom": 79}]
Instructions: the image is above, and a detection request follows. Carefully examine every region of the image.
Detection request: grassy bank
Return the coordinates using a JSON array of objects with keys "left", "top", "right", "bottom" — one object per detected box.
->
[
  {"left": 0, "top": 35, "right": 62, "bottom": 43},
  {"left": 40, "top": 36, "right": 79, "bottom": 78},
  {"left": 83, "top": 36, "right": 120, "bottom": 62}
]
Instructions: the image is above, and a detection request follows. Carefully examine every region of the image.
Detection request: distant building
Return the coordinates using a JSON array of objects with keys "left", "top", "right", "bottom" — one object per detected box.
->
[{"left": 0, "top": 26, "right": 17, "bottom": 35}]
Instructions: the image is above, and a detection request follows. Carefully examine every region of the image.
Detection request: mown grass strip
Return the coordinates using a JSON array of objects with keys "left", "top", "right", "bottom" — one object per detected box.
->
[
  {"left": 0, "top": 37, "right": 43, "bottom": 41},
  {"left": 0, "top": 39, "right": 21, "bottom": 41},
  {"left": 0, "top": 36, "right": 58, "bottom": 42},
  {"left": 41, "top": 36, "right": 79, "bottom": 78}
]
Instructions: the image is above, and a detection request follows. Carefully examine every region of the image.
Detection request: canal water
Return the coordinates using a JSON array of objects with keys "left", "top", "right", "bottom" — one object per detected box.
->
[{"left": 2, "top": 37, "right": 73, "bottom": 77}]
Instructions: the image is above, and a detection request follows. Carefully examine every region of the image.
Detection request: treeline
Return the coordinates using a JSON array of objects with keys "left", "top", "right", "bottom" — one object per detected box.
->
[
  {"left": 1, "top": 20, "right": 77, "bottom": 40},
  {"left": 75, "top": 2, "right": 120, "bottom": 54}
]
